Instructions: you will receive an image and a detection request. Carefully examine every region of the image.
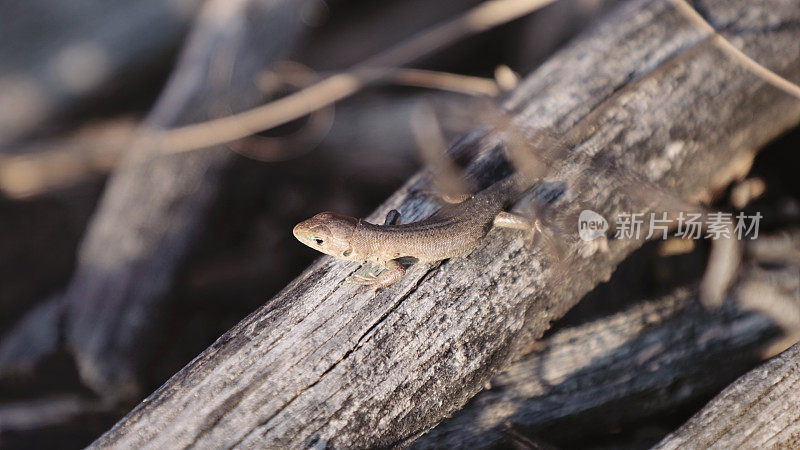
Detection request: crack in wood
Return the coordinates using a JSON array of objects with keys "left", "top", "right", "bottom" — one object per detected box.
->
[{"left": 227, "top": 264, "right": 439, "bottom": 447}]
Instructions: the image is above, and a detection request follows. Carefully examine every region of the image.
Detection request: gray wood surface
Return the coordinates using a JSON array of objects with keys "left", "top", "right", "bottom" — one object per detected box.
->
[
  {"left": 415, "top": 264, "right": 798, "bottom": 448},
  {"left": 654, "top": 340, "right": 800, "bottom": 449},
  {"left": 92, "top": 0, "right": 800, "bottom": 447}
]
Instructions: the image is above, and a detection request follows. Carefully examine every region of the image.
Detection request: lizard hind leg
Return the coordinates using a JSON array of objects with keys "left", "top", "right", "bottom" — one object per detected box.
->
[
  {"left": 493, "top": 211, "right": 541, "bottom": 243},
  {"left": 493, "top": 211, "right": 533, "bottom": 230},
  {"left": 492, "top": 211, "right": 541, "bottom": 237}
]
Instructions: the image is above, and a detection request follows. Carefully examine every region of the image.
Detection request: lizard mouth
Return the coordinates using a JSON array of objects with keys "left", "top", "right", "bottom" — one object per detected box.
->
[{"left": 292, "top": 223, "right": 312, "bottom": 245}]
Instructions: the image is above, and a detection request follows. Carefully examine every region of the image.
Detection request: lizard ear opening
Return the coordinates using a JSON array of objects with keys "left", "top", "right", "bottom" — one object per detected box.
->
[{"left": 341, "top": 248, "right": 352, "bottom": 258}]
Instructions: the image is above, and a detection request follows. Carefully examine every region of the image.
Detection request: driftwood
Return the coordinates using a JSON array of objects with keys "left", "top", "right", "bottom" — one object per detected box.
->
[
  {"left": 654, "top": 340, "right": 800, "bottom": 449},
  {"left": 415, "top": 264, "right": 798, "bottom": 448},
  {"left": 651, "top": 233, "right": 800, "bottom": 449},
  {"left": 89, "top": 0, "right": 800, "bottom": 447},
  {"left": 0, "top": 0, "right": 543, "bottom": 401},
  {"left": 2, "top": 267, "right": 793, "bottom": 446}
]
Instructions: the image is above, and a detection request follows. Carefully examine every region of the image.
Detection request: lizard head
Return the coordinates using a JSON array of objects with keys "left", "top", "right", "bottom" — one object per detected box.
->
[{"left": 293, "top": 212, "right": 360, "bottom": 260}]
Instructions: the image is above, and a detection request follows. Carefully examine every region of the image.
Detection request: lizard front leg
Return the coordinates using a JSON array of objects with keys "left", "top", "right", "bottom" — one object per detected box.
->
[
  {"left": 349, "top": 259, "right": 406, "bottom": 292},
  {"left": 384, "top": 209, "right": 401, "bottom": 226},
  {"left": 347, "top": 209, "right": 403, "bottom": 290},
  {"left": 371, "top": 259, "right": 405, "bottom": 289}
]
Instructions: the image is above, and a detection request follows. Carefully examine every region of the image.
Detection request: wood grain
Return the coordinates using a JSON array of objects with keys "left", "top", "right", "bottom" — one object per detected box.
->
[
  {"left": 654, "top": 341, "right": 800, "bottom": 449},
  {"left": 415, "top": 264, "right": 797, "bottom": 448},
  {"left": 92, "top": 0, "right": 800, "bottom": 446}
]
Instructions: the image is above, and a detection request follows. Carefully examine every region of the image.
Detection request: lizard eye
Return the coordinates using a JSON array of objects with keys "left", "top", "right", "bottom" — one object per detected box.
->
[{"left": 314, "top": 238, "right": 324, "bottom": 245}]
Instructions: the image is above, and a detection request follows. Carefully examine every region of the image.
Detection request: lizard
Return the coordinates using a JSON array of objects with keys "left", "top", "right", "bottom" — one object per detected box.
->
[
  {"left": 292, "top": 89, "right": 711, "bottom": 292},
  {"left": 292, "top": 146, "right": 706, "bottom": 291},
  {"left": 292, "top": 173, "right": 541, "bottom": 290}
]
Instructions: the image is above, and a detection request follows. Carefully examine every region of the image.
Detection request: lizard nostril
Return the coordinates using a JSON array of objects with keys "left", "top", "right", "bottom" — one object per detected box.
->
[{"left": 314, "top": 238, "right": 324, "bottom": 245}]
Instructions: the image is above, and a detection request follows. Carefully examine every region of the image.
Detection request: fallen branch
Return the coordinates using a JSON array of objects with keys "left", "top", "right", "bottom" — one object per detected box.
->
[
  {"left": 91, "top": 0, "right": 800, "bottom": 446},
  {"left": 414, "top": 264, "right": 797, "bottom": 448},
  {"left": 654, "top": 340, "right": 800, "bottom": 449}
]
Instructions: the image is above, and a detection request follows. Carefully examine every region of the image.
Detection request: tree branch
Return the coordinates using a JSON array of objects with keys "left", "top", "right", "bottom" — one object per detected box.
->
[
  {"left": 91, "top": 0, "right": 800, "bottom": 446},
  {"left": 415, "top": 263, "right": 797, "bottom": 448},
  {"left": 654, "top": 340, "right": 800, "bottom": 449}
]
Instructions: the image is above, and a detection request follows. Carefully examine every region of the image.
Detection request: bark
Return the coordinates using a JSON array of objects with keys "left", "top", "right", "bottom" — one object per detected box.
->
[
  {"left": 92, "top": 0, "right": 800, "bottom": 447},
  {"left": 654, "top": 340, "right": 800, "bottom": 449},
  {"left": 414, "top": 264, "right": 797, "bottom": 448}
]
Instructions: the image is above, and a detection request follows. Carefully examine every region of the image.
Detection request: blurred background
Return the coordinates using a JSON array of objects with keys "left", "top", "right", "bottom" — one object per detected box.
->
[{"left": 0, "top": 0, "right": 798, "bottom": 448}]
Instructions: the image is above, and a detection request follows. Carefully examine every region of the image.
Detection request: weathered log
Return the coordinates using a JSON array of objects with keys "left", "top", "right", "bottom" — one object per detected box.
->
[
  {"left": 414, "top": 264, "right": 797, "bottom": 448},
  {"left": 92, "top": 0, "right": 800, "bottom": 447},
  {"left": 654, "top": 339, "right": 800, "bottom": 449}
]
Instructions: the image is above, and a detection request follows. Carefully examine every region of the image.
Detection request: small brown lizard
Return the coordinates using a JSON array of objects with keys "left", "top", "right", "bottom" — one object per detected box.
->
[{"left": 293, "top": 174, "right": 539, "bottom": 290}]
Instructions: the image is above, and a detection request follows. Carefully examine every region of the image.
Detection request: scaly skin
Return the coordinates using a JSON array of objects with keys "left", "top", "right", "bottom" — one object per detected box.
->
[{"left": 293, "top": 175, "right": 536, "bottom": 290}]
